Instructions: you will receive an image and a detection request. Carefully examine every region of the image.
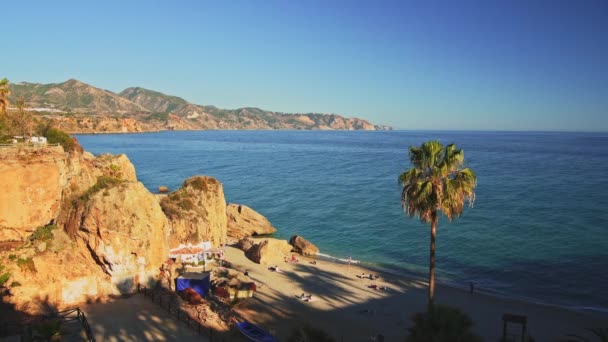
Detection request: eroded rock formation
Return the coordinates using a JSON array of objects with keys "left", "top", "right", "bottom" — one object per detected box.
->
[
  {"left": 160, "top": 176, "right": 227, "bottom": 248},
  {"left": 244, "top": 238, "right": 292, "bottom": 265},
  {"left": 226, "top": 203, "right": 277, "bottom": 238},
  {"left": 0, "top": 146, "right": 169, "bottom": 312},
  {"left": 289, "top": 235, "right": 319, "bottom": 256}
]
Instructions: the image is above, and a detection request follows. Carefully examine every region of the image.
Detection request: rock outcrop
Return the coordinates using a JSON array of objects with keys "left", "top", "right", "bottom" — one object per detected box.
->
[
  {"left": 160, "top": 176, "right": 227, "bottom": 248},
  {"left": 244, "top": 238, "right": 292, "bottom": 265},
  {"left": 0, "top": 145, "right": 98, "bottom": 241},
  {"left": 289, "top": 235, "right": 319, "bottom": 256},
  {"left": 0, "top": 145, "right": 170, "bottom": 312},
  {"left": 77, "top": 181, "right": 169, "bottom": 291},
  {"left": 226, "top": 204, "right": 277, "bottom": 238},
  {"left": 236, "top": 237, "right": 255, "bottom": 252}
]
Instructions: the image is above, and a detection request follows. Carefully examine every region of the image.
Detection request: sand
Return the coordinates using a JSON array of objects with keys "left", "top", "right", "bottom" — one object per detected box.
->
[
  {"left": 82, "top": 295, "right": 206, "bottom": 342},
  {"left": 223, "top": 246, "right": 608, "bottom": 342}
]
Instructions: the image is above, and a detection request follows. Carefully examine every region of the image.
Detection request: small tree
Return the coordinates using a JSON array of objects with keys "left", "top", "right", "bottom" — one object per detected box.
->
[
  {"left": 406, "top": 305, "right": 482, "bottom": 342},
  {"left": 0, "top": 78, "right": 10, "bottom": 116},
  {"left": 10, "top": 99, "right": 34, "bottom": 138}
]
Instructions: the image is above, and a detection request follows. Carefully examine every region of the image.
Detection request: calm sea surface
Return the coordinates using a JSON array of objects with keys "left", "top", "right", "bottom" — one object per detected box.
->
[{"left": 76, "top": 130, "right": 608, "bottom": 312}]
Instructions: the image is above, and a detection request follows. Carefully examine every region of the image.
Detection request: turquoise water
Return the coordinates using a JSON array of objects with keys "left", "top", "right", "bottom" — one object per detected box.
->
[{"left": 76, "top": 130, "right": 608, "bottom": 312}]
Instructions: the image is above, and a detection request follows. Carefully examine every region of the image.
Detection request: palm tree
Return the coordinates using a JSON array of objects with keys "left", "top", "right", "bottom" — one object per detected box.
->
[
  {"left": 0, "top": 78, "right": 10, "bottom": 116},
  {"left": 399, "top": 141, "right": 476, "bottom": 307}
]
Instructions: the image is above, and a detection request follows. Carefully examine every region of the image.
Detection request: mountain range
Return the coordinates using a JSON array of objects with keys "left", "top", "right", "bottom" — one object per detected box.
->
[{"left": 9, "top": 79, "right": 391, "bottom": 132}]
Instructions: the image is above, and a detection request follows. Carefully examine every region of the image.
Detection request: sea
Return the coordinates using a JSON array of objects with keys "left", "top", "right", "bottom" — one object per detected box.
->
[{"left": 76, "top": 130, "right": 608, "bottom": 314}]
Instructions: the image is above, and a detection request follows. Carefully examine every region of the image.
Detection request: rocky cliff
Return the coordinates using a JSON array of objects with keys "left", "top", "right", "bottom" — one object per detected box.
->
[
  {"left": 0, "top": 145, "right": 171, "bottom": 312},
  {"left": 0, "top": 141, "right": 316, "bottom": 313},
  {"left": 160, "top": 176, "right": 227, "bottom": 248},
  {"left": 0, "top": 145, "right": 97, "bottom": 240}
]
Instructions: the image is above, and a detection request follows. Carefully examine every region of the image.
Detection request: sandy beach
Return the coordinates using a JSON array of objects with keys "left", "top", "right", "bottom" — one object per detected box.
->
[{"left": 221, "top": 246, "right": 607, "bottom": 342}]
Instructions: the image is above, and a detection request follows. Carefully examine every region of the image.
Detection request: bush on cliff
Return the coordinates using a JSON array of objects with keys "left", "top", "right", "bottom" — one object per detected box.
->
[
  {"left": 78, "top": 176, "right": 124, "bottom": 203},
  {"left": 28, "top": 224, "right": 58, "bottom": 243},
  {"left": 0, "top": 264, "right": 11, "bottom": 287},
  {"left": 45, "top": 127, "right": 82, "bottom": 153}
]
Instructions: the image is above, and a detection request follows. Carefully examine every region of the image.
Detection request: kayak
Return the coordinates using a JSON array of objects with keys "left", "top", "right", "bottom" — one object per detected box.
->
[{"left": 236, "top": 321, "right": 279, "bottom": 342}]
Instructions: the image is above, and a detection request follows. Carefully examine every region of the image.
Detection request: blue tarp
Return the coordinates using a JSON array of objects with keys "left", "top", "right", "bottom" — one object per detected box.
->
[{"left": 175, "top": 272, "right": 210, "bottom": 297}]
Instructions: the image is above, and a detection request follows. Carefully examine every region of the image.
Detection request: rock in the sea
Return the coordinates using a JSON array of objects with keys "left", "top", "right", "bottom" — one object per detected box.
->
[
  {"left": 226, "top": 203, "right": 277, "bottom": 238},
  {"left": 244, "top": 238, "right": 292, "bottom": 265},
  {"left": 160, "top": 176, "right": 227, "bottom": 248},
  {"left": 158, "top": 186, "right": 169, "bottom": 193},
  {"left": 289, "top": 235, "right": 319, "bottom": 256}
]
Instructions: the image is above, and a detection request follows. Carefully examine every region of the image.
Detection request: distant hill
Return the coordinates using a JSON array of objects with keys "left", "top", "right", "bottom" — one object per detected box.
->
[
  {"left": 9, "top": 79, "right": 391, "bottom": 132},
  {"left": 119, "top": 87, "right": 188, "bottom": 113},
  {"left": 10, "top": 79, "right": 148, "bottom": 114}
]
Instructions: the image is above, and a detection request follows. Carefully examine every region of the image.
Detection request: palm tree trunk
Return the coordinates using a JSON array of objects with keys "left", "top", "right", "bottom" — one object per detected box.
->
[{"left": 428, "top": 214, "right": 437, "bottom": 308}]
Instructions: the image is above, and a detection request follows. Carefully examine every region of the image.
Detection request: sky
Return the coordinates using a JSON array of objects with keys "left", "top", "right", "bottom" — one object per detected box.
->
[{"left": 1, "top": 0, "right": 607, "bottom": 131}]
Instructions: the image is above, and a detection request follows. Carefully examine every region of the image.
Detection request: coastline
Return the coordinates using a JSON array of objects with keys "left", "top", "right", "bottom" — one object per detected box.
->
[
  {"left": 224, "top": 245, "right": 608, "bottom": 341},
  {"left": 318, "top": 249, "right": 608, "bottom": 316}
]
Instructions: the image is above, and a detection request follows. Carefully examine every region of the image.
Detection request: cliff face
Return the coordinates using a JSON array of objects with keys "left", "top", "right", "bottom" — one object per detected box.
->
[
  {"left": 0, "top": 146, "right": 171, "bottom": 312},
  {"left": 160, "top": 176, "right": 227, "bottom": 248},
  {"left": 0, "top": 142, "right": 294, "bottom": 313},
  {"left": 77, "top": 182, "right": 169, "bottom": 291},
  {"left": 0, "top": 146, "right": 97, "bottom": 240}
]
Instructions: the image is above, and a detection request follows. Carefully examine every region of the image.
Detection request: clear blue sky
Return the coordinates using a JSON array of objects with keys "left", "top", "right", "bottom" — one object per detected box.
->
[{"left": 2, "top": 0, "right": 607, "bottom": 131}]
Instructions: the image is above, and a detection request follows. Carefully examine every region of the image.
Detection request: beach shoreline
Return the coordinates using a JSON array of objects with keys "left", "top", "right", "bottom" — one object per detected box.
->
[
  {"left": 222, "top": 245, "right": 608, "bottom": 341},
  {"left": 315, "top": 248, "right": 608, "bottom": 317}
]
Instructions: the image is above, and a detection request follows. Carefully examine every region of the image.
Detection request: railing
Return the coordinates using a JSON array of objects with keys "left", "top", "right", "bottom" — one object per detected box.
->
[
  {"left": 0, "top": 307, "right": 94, "bottom": 341},
  {"left": 137, "top": 283, "right": 217, "bottom": 341},
  {"left": 0, "top": 142, "right": 61, "bottom": 148}
]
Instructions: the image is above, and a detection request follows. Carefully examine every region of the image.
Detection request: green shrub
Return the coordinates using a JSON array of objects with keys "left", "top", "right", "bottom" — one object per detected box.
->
[
  {"left": 16, "top": 257, "right": 36, "bottom": 273},
  {"left": 8, "top": 254, "right": 17, "bottom": 261},
  {"left": 28, "top": 224, "right": 58, "bottom": 243},
  {"left": 33, "top": 319, "right": 63, "bottom": 341},
  {"left": 178, "top": 198, "right": 195, "bottom": 211},
  {"left": 406, "top": 305, "right": 482, "bottom": 342},
  {"left": 187, "top": 177, "right": 206, "bottom": 191},
  {"left": 288, "top": 325, "right": 335, "bottom": 342},
  {"left": 45, "top": 127, "right": 80, "bottom": 152},
  {"left": 0, "top": 264, "right": 10, "bottom": 287},
  {"left": 10, "top": 281, "right": 21, "bottom": 287},
  {"left": 78, "top": 176, "right": 124, "bottom": 202}
]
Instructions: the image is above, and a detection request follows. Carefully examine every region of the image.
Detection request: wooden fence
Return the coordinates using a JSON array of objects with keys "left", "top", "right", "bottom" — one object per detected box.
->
[
  {"left": 0, "top": 307, "right": 94, "bottom": 341},
  {"left": 136, "top": 283, "right": 218, "bottom": 341}
]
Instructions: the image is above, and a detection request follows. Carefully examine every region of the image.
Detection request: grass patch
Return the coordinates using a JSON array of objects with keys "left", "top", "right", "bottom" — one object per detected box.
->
[
  {"left": 16, "top": 257, "right": 36, "bottom": 273},
  {"left": 78, "top": 176, "right": 124, "bottom": 203},
  {"left": 187, "top": 177, "right": 207, "bottom": 191},
  {"left": 0, "top": 264, "right": 10, "bottom": 287},
  {"left": 28, "top": 224, "right": 58, "bottom": 243},
  {"left": 178, "top": 198, "right": 195, "bottom": 211}
]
